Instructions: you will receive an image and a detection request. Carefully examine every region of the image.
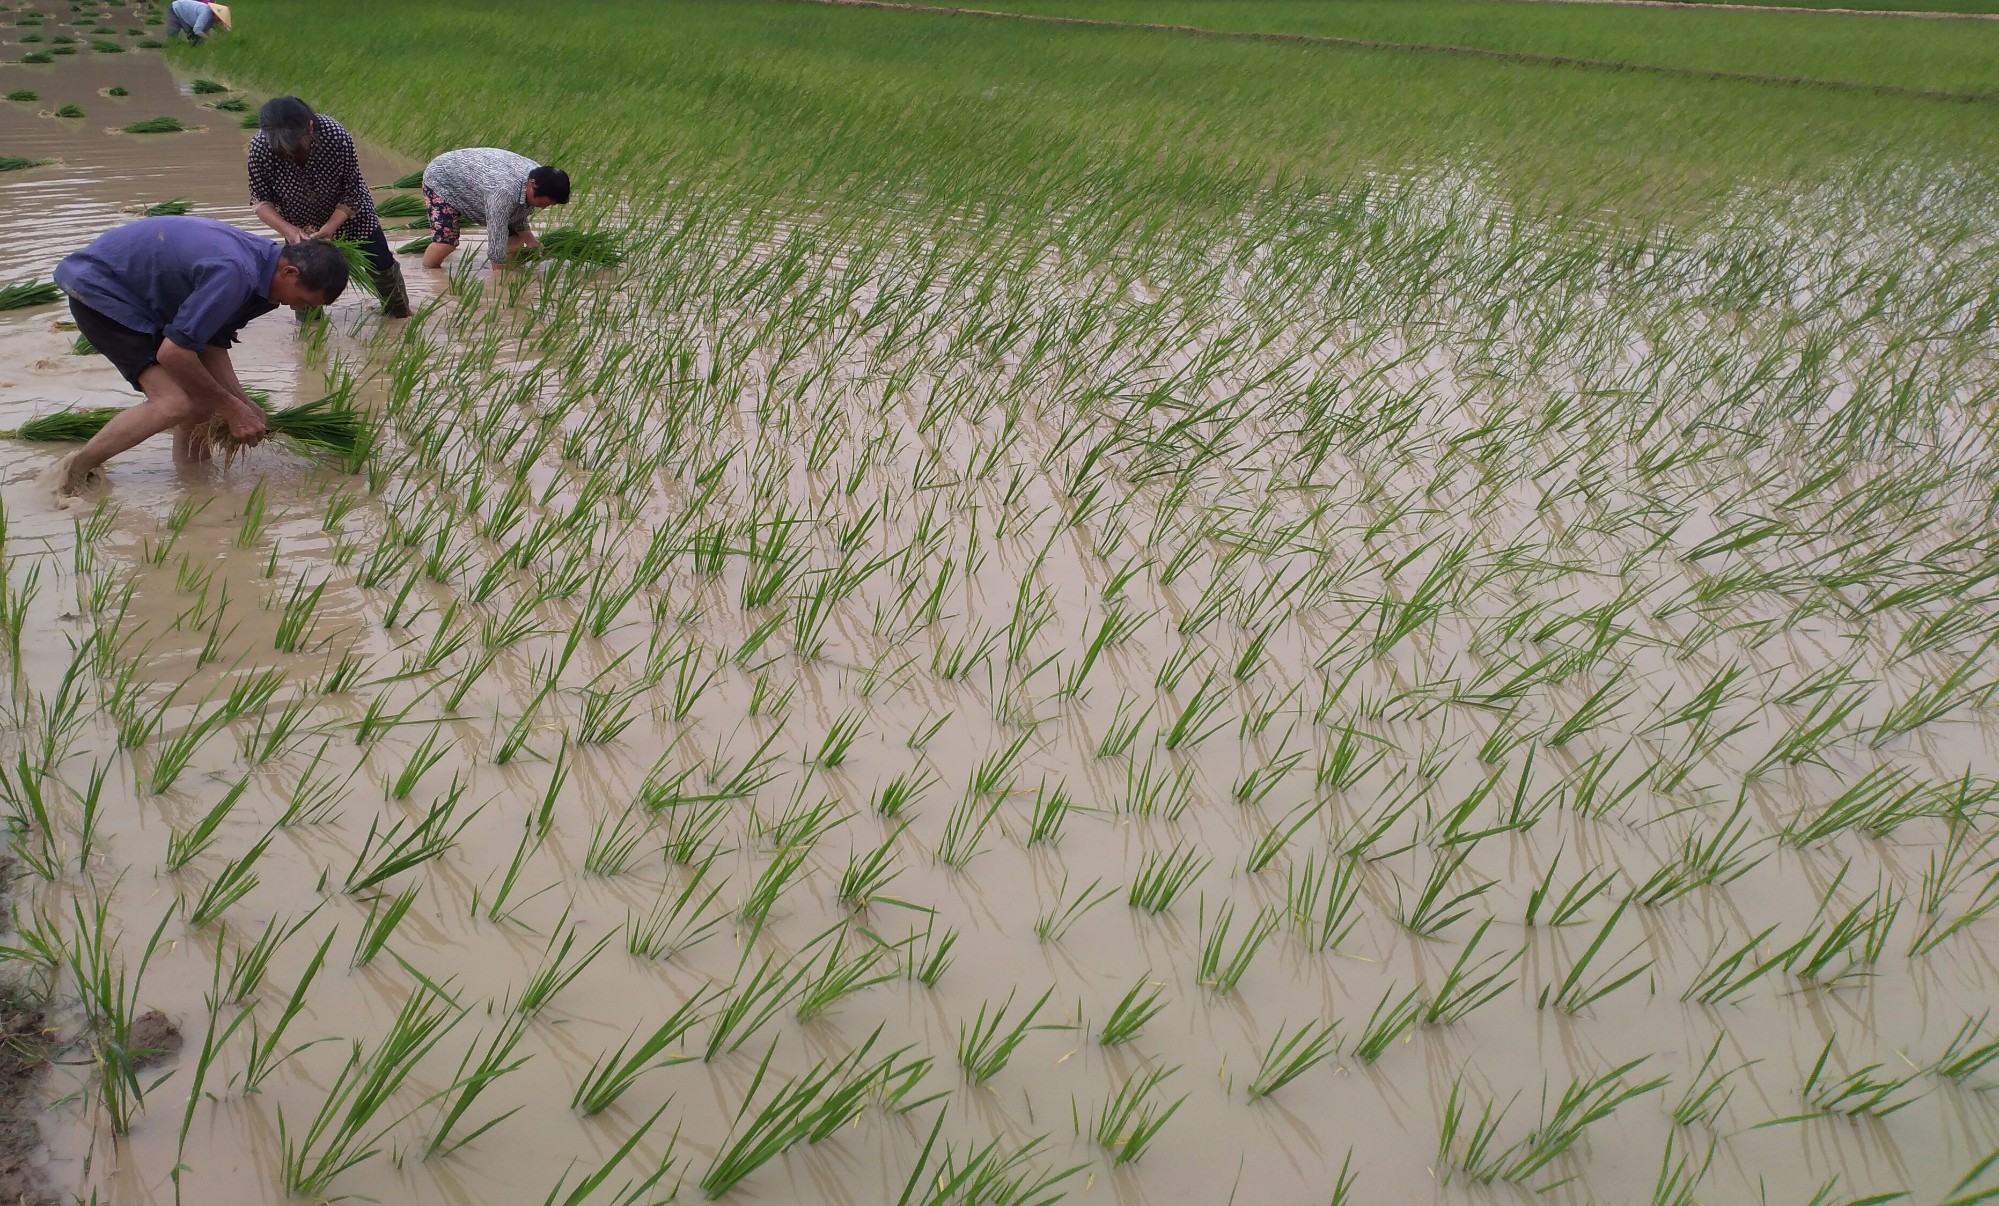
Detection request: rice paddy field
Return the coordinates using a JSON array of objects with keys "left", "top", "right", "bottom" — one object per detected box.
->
[{"left": 2, "top": 0, "right": 1999, "bottom": 1202}]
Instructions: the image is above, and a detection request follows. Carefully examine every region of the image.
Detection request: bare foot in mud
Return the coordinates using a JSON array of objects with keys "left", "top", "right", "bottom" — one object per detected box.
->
[{"left": 38, "top": 452, "right": 105, "bottom": 510}]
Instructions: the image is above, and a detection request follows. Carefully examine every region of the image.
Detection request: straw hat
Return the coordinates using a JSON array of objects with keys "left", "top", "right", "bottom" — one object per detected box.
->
[{"left": 209, "top": 3, "right": 233, "bottom": 29}]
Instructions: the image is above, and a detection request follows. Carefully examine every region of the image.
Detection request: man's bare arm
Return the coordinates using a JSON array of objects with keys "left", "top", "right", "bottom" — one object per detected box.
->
[{"left": 157, "top": 342, "right": 268, "bottom": 443}]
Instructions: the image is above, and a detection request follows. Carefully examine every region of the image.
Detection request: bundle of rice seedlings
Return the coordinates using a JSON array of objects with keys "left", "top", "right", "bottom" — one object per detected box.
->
[
  {"left": 20, "top": 51, "right": 51, "bottom": 63},
  {"left": 396, "top": 236, "right": 431, "bottom": 255},
  {"left": 377, "top": 171, "right": 422, "bottom": 190},
  {"left": 105, "top": 85, "right": 127, "bottom": 95},
  {"left": 189, "top": 78, "right": 229, "bottom": 94},
  {"left": 233, "top": 394, "right": 370, "bottom": 465},
  {"left": 122, "top": 115, "right": 185, "bottom": 133},
  {"left": 140, "top": 197, "right": 190, "bottom": 215},
  {"left": 0, "top": 156, "right": 50, "bottom": 172},
  {"left": 53, "top": 102, "right": 83, "bottom": 117},
  {"left": 0, "top": 407, "right": 121, "bottom": 441},
  {"left": 5, "top": 89, "right": 37, "bottom": 101},
  {"left": 375, "top": 193, "right": 424, "bottom": 219},
  {"left": 324, "top": 236, "right": 381, "bottom": 301},
  {"left": 90, "top": 38, "right": 121, "bottom": 52},
  {"left": 48, "top": 45, "right": 74, "bottom": 55},
  {"left": 71, "top": 333, "right": 94, "bottom": 355},
  {"left": 530, "top": 228, "right": 624, "bottom": 267},
  {"left": 135, "top": 39, "right": 161, "bottom": 48},
  {"left": 211, "top": 97, "right": 247, "bottom": 112},
  {"left": 0, "top": 281, "right": 59, "bottom": 310},
  {"left": 237, "top": 113, "right": 258, "bottom": 129},
  {"left": 2, "top": 394, "right": 372, "bottom": 467},
  {"left": 49, "top": 34, "right": 72, "bottom": 44}
]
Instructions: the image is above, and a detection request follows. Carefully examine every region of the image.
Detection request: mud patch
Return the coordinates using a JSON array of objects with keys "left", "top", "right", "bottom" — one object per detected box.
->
[{"left": 0, "top": 865, "right": 59, "bottom": 1206}]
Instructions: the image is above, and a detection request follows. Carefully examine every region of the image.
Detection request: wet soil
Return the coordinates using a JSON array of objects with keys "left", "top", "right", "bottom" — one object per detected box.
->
[{"left": 0, "top": 861, "right": 58, "bottom": 1206}]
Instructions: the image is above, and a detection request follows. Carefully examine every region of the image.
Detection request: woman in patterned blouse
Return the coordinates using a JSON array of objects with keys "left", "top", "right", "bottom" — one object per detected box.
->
[{"left": 247, "top": 97, "right": 410, "bottom": 319}]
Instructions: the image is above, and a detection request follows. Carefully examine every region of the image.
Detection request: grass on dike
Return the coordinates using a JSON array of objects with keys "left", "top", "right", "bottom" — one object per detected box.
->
[{"left": 943, "top": 0, "right": 1999, "bottom": 96}]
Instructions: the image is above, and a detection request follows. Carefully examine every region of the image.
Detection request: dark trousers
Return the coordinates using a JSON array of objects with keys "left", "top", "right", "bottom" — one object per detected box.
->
[{"left": 299, "top": 227, "right": 409, "bottom": 320}]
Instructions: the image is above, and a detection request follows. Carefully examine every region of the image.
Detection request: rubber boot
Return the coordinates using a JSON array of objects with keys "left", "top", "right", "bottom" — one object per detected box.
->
[{"left": 375, "top": 258, "right": 412, "bottom": 319}]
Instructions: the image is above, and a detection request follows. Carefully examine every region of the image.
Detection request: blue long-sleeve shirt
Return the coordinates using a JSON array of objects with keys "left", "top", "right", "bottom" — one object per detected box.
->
[
  {"left": 168, "top": 0, "right": 215, "bottom": 36},
  {"left": 54, "top": 217, "right": 278, "bottom": 351}
]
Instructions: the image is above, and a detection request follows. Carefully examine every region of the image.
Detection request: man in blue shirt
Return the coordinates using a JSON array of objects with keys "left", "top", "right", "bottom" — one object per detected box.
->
[{"left": 51, "top": 216, "right": 348, "bottom": 503}]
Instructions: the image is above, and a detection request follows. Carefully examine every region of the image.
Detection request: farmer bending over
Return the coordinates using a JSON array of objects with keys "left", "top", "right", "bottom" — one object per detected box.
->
[
  {"left": 250, "top": 96, "right": 410, "bottom": 318},
  {"left": 48, "top": 216, "right": 347, "bottom": 504},
  {"left": 164, "top": 0, "right": 229, "bottom": 43},
  {"left": 419, "top": 147, "right": 569, "bottom": 271}
]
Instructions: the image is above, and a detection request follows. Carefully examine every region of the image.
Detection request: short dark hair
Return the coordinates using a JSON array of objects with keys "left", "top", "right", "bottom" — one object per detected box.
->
[
  {"left": 282, "top": 240, "right": 349, "bottom": 301},
  {"left": 259, "top": 95, "right": 314, "bottom": 154},
  {"left": 528, "top": 165, "right": 570, "bottom": 205}
]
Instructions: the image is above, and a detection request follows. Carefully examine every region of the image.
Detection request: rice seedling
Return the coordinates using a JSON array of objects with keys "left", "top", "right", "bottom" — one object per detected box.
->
[
  {"left": 1670, "top": 1034, "right": 1754, "bottom": 1128},
  {"left": 699, "top": 1035, "right": 889, "bottom": 1197},
  {"left": 0, "top": 280, "right": 59, "bottom": 309},
  {"left": 4, "top": 90, "right": 37, "bottom": 102},
  {"left": 935, "top": 792, "right": 1003, "bottom": 868},
  {"left": 1196, "top": 901, "right": 1277, "bottom": 993},
  {"left": 572, "top": 990, "right": 711, "bottom": 1114},
  {"left": 1539, "top": 902, "right": 1652, "bottom": 1014},
  {"left": 120, "top": 115, "right": 186, "bottom": 133},
  {"left": 836, "top": 823, "right": 912, "bottom": 911},
  {"left": 189, "top": 78, "right": 231, "bottom": 94},
  {"left": 738, "top": 847, "right": 809, "bottom": 940},
  {"left": 794, "top": 927, "right": 894, "bottom": 1020},
  {"left": 1283, "top": 852, "right": 1366, "bottom": 950},
  {"left": 1246, "top": 1017, "right": 1339, "bottom": 1098},
  {"left": 1396, "top": 844, "right": 1494, "bottom": 937},
  {"left": 185, "top": 831, "right": 272, "bottom": 928},
  {"left": 343, "top": 780, "right": 476, "bottom": 892},
  {"left": 278, "top": 983, "right": 462, "bottom": 1196},
  {"left": 1128, "top": 842, "right": 1208, "bottom": 914},
  {"left": 1421, "top": 918, "right": 1522, "bottom": 1025},
  {"left": 375, "top": 192, "right": 425, "bottom": 218},
  {"left": 529, "top": 227, "right": 626, "bottom": 266},
  {"left": 958, "top": 986, "right": 1056, "bottom": 1082},
  {"left": 1086, "top": 1065, "right": 1184, "bottom": 1164},
  {"left": 1244, "top": 798, "right": 1326, "bottom": 873},
  {"left": 1349, "top": 985, "right": 1422, "bottom": 1062},
  {"left": 165, "top": 776, "right": 250, "bottom": 869},
  {"left": 1927, "top": 1013, "right": 1999, "bottom": 1083},
  {"left": 325, "top": 235, "right": 384, "bottom": 301},
  {"left": 903, "top": 921, "right": 958, "bottom": 987},
  {"left": 68, "top": 895, "right": 173, "bottom": 1134},
  {"left": 6, "top": 392, "right": 372, "bottom": 464},
  {"left": 704, "top": 951, "right": 809, "bottom": 1059},
  {"left": 512, "top": 917, "right": 615, "bottom": 1015},
  {"left": 1032, "top": 874, "right": 1115, "bottom": 943},
  {"left": 1759, "top": 1037, "right": 1925, "bottom": 1125},
  {"left": 425, "top": 1013, "right": 533, "bottom": 1158},
  {"left": 1097, "top": 976, "right": 1166, "bottom": 1046},
  {"left": 350, "top": 883, "right": 419, "bottom": 966}
]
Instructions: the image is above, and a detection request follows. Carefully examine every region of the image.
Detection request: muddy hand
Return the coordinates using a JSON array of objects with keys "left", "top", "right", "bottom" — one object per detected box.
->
[{"left": 225, "top": 399, "right": 269, "bottom": 444}]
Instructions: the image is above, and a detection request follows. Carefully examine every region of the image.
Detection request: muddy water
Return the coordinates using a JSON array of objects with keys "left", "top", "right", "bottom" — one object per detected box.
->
[{"left": 3, "top": 8, "right": 1999, "bottom": 1206}]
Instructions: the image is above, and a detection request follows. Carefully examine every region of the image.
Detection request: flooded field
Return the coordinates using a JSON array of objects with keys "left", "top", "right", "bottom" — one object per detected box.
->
[{"left": 4, "top": 2, "right": 1999, "bottom": 1204}]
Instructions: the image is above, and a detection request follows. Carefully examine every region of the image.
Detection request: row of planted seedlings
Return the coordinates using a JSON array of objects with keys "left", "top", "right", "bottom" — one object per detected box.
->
[{"left": 1, "top": 151, "right": 1998, "bottom": 1204}]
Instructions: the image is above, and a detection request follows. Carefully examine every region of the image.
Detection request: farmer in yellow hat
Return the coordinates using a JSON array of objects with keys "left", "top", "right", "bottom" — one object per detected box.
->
[{"left": 165, "top": 0, "right": 231, "bottom": 44}]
